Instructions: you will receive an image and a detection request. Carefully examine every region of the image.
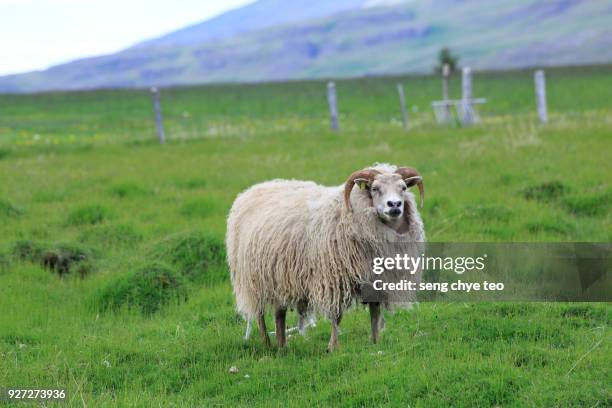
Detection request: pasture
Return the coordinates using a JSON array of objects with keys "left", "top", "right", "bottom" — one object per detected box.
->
[{"left": 0, "top": 66, "right": 610, "bottom": 406}]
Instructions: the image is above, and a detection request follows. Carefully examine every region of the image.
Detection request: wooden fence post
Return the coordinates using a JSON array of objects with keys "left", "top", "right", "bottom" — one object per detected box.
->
[
  {"left": 150, "top": 87, "right": 166, "bottom": 144},
  {"left": 534, "top": 70, "right": 548, "bottom": 124},
  {"left": 461, "top": 67, "right": 474, "bottom": 125},
  {"left": 397, "top": 83, "right": 409, "bottom": 130},
  {"left": 327, "top": 81, "right": 339, "bottom": 131},
  {"left": 442, "top": 64, "right": 451, "bottom": 121}
]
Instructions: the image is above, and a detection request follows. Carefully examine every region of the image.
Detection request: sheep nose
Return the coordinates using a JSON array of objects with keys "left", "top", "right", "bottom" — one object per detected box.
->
[{"left": 387, "top": 200, "right": 402, "bottom": 208}]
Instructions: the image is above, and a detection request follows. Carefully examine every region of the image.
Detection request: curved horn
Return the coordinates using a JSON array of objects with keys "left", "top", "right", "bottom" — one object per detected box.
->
[
  {"left": 395, "top": 167, "right": 425, "bottom": 208},
  {"left": 343, "top": 169, "right": 380, "bottom": 212}
]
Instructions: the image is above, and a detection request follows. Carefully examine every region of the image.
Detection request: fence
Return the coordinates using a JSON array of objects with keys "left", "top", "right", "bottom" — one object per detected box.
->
[{"left": 0, "top": 68, "right": 565, "bottom": 150}]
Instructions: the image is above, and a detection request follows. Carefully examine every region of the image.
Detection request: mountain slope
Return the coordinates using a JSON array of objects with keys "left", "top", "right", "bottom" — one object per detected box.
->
[
  {"left": 1, "top": 0, "right": 611, "bottom": 93},
  {"left": 134, "top": 0, "right": 373, "bottom": 48}
]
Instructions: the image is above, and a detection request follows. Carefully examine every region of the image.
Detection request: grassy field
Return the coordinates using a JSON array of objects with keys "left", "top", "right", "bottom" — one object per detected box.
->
[{"left": 0, "top": 66, "right": 610, "bottom": 406}]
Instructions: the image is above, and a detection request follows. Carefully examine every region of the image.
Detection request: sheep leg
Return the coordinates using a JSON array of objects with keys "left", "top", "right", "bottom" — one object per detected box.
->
[
  {"left": 369, "top": 302, "right": 382, "bottom": 344},
  {"left": 297, "top": 299, "right": 313, "bottom": 336},
  {"left": 244, "top": 320, "right": 253, "bottom": 341},
  {"left": 327, "top": 314, "right": 342, "bottom": 352},
  {"left": 275, "top": 307, "right": 287, "bottom": 348},
  {"left": 257, "top": 314, "right": 271, "bottom": 347}
]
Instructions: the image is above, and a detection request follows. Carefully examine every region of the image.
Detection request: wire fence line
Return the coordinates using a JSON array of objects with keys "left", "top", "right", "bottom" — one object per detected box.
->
[{"left": 1, "top": 67, "right": 608, "bottom": 151}]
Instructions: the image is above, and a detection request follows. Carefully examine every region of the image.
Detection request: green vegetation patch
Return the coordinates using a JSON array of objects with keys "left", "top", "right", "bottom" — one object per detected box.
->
[
  {"left": 180, "top": 197, "right": 218, "bottom": 218},
  {"left": 66, "top": 203, "right": 112, "bottom": 226},
  {"left": 78, "top": 223, "right": 143, "bottom": 248},
  {"left": 95, "top": 262, "right": 188, "bottom": 315},
  {"left": 10, "top": 240, "right": 96, "bottom": 277},
  {"left": 525, "top": 215, "right": 576, "bottom": 236},
  {"left": 109, "top": 182, "right": 151, "bottom": 199},
  {"left": 40, "top": 243, "right": 96, "bottom": 278},
  {"left": 150, "top": 231, "right": 226, "bottom": 283},
  {"left": 563, "top": 190, "right": 611, "bottom": 217},
  {"left": 10, "top": 240, "right": 45, "bottom": 262},
  {"left": 175, "top": 177, "right": 207, "bottom": 190},
  {"left": 0, "top": 198, "right": 22, "bottom": 218},
  {"left": 0, "top": 251, "right": 9, "bottom": 272},
  {"left": 522, "top": 181, "right": 568, "bottom": 202}
]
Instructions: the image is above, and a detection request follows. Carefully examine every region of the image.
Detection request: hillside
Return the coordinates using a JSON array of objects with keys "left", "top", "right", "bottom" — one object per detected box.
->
[{"left": 1, "top": 0, "right": 611, "bottom": 92}]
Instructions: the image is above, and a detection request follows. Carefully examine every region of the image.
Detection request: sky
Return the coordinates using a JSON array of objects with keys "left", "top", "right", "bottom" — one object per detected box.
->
[{"left": 0, "top": 0, "right": 255, "bottom": 76}]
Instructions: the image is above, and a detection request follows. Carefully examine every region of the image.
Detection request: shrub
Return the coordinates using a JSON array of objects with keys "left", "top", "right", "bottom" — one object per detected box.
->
[
  {"left": 67, "top": 204, "right": 111, "bottom": 225},
  {"left": 78, "top": 224, "right": 143, "bottom": 248},
  {"left": 150, "top": 232, "right": 226, "bottom": 283},
  {"left": 522, "top": 181, "right": 568, "bottom": 202},
  {"left": 180, "top": 198, "right": 217, "bottom": 218},
  {"left": 96, "top": 262, "right": 187, "bottom": 315}
]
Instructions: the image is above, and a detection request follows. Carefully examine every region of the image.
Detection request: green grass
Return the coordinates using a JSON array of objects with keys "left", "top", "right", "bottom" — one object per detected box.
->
[{"left": 0, "top": 67, "right": 610, "bottom": 406}]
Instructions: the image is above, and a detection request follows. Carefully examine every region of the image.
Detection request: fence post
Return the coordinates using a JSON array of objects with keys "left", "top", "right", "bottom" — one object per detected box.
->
[
  {"left": 534, "top": 70, "right": 548, "bottom": 124},
  {"left": 442, "top": 64, "right": 451, "bottom": 122},
  {"left": 327, "top": 81, "right": 339, "bottom": 131},
  {"left": 461, "top": 67, "right": 474, "bottom": 125},
  {"left": 397, "top": 83, "right": 409, "bottom": 130},
  {"left": 150, "top": 87, "right": 166, "bottom": 144}
]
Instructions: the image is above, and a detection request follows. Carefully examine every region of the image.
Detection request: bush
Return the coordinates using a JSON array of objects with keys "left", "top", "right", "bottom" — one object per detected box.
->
[
  {"left": 150, "top": 232, "right": 226, "bottom": 283},
  {"left": 522, "top": 181, "right": 568, "bottom": 202},
  {"left": 67, "top": 204, "right": 111, "bottom": 225},
  {"left": 78, "top": 223, "right": 143, "bottom": 248},
  {"left": 96, "top": 262, "right": 187, "bottom": 315}
]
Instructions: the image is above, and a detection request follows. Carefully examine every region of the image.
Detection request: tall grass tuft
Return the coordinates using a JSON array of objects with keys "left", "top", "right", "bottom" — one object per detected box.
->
[
  {"left": 95, "top": 262, "right": 188, "bottom": 315},
  {"left": 67, "top": 204, "right": 112, "bottom": 225},
  {"left": 150, "top": 231, "right": 226, "bottom": 284}
]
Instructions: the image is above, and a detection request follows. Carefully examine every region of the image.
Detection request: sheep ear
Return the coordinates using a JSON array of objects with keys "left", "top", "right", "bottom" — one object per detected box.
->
[{"left": 354, "top": 178, "right": 369, "bottom": 191}]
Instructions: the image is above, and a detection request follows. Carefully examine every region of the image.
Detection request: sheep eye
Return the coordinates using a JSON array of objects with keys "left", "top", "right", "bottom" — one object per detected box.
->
[
  {"left": 401, "top": 186, "right": 407, "bottom": 191},
  {"left": 371, "top": 187, "right": 380, "bottom": 193}
]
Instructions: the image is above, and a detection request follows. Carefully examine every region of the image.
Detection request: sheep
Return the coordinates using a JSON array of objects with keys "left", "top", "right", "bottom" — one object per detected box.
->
[{"left": 226, "top": 163, "right": 425, "bottom": 351}]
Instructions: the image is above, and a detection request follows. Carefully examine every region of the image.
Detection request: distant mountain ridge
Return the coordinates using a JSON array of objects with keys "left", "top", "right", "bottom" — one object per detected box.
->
[
  {"left": 1, "top": 0, "right": 611, "bottom": 93},
  {"left": 134, "top": 0, "right": 379, "bottom": 48}
]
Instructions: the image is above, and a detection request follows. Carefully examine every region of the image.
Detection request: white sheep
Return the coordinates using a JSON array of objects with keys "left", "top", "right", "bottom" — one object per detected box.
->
[{"left": 226, "top": 163, "right": 425, "bottom": 351}]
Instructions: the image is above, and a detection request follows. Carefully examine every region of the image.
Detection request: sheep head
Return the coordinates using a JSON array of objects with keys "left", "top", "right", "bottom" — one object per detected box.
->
[{"left": 344, "top": 166, "right": 425, "bottom": 222}]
